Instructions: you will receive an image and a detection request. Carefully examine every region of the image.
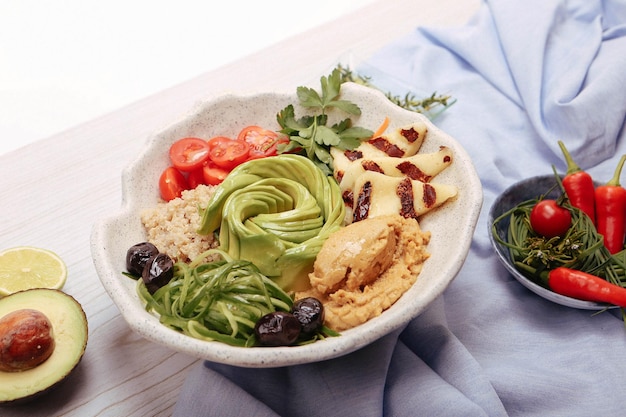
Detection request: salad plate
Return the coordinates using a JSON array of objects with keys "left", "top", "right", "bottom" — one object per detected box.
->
[
  {"left": 90, "top": 81, "right": 483, "bottom": 367},
  {"left": 489, "top": 174, "right": 615, "bottom": 310}
]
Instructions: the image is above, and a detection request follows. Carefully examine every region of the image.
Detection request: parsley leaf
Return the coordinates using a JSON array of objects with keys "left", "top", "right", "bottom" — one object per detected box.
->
[{"left": 277, "top": 68, "right": 372, "bottom": 175}]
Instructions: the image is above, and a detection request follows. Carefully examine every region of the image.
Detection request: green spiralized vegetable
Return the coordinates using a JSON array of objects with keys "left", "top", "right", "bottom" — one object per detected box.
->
[
  {"left": 137, "top": 249, "right": 294, "bottom": 347},
  {"left": 197, "top": 154, "right": 345, "bottom": 291}
]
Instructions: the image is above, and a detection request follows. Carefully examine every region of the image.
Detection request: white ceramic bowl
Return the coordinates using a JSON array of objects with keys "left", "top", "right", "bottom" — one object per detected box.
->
[
  {"left": 489, "top": 174, "right": 613, "bottom": 310},
  {"left": 90, "top": 82, "right": 483, "bottom": 367}
]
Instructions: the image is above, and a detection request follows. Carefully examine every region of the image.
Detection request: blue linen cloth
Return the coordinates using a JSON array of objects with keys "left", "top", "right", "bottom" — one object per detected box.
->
[{"left": 173, "top": 0, "right": 626, "bottom": 415}]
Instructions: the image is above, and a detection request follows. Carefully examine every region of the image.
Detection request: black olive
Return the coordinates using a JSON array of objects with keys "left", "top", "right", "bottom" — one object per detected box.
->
[
  {"left": 254, "top": 311, "right": 301, "bottom": 346},
  {"left": 126, "top": 242, "right": 159, "bottom": 276},
  {"left": 141, "top": 253, "right": 174, "bottom": 294},
  {"left": 291, "top": 297, "right": 324, "bottom": 334}
]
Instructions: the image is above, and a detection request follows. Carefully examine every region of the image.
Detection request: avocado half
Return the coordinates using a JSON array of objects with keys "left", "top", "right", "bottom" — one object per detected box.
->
[{"left": 0, "top": 288, "right": 88, "bottom": 405}]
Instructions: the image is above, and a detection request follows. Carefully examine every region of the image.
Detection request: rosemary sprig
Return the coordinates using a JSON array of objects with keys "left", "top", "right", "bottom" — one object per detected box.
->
[{"left": 335, "top": 64, "right": 455, "bottom": 117}]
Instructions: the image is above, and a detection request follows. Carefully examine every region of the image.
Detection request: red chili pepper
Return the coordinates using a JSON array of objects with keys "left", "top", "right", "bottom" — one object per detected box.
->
[
  {"left": 595, "top": 154, "right": 626, "bottom": 254},
  {"left": 547, "top": 267, "right": 626, "bottom": 307},
  {"left": 558, "top": 140, "right": 596, "bottom": 224}
]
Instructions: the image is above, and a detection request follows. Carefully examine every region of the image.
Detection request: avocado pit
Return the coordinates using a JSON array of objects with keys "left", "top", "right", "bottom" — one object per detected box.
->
[{"left": 0, "top": 308, "right": 55, "bottom": 372}]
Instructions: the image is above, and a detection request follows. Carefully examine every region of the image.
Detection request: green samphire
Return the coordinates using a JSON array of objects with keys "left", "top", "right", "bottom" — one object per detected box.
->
[{"left": 197, "top": 154, "right": 345, "bottom": 291}]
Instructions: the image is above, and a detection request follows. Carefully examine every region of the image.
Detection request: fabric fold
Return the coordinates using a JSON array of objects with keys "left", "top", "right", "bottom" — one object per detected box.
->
[{"left": 173, "top": 0, "right": 626, "bottom": 415}]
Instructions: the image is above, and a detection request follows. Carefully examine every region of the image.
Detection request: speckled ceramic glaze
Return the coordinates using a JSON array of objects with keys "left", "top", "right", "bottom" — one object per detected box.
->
[
  {"left": 489, "top": 174, "right": 611, "bottom": 310},
  {"left": 90, "top": 82, "right": 483, "bottom": 368}
]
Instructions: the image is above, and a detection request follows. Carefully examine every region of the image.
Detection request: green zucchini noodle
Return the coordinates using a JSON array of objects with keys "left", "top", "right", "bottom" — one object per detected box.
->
[{"left": 137, "top": 249, "right": 295, "bottom": 347}]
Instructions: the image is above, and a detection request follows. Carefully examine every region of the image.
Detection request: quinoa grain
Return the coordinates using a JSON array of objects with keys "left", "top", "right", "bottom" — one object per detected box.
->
[{"left": 140, "top": 184, "right": 220, "bottom": 263}]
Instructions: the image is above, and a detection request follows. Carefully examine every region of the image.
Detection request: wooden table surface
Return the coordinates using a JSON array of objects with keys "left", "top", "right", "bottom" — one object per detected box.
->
[{"left": 1, "top": 1, "right": 479, "bottom": 415}]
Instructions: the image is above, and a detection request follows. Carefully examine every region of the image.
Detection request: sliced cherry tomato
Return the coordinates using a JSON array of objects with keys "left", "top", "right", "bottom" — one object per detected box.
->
[
  {"left": 159, "top": 166, "right": 188, "bottom": 201},
  {"left": 237, "top": 126, "right": 289, "bottom": 160},
  {"left": 169, "top": 137, "right": 211, "bottom": 172},
  {"left": 203, "top": 161, "right": 230, "bottom": 185},
  {"left": 207, "top": 136, "right": 250, "bottom": 170},
  {"left": 530, "top": 199, "right": 572, "bottom": 238},
  {"left": 187, "top": 167, "right": 206, "bottom": 189}
]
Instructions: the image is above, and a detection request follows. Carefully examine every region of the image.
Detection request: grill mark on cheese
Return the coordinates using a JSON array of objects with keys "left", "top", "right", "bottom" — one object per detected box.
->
[
  {"left": 344, "top": 149, "right": 363, "bottom": 161},
  {"left": 353, "top": 181, "right": 372, "bottom": 222},
  {"left": 361, "top": 160, "right": 383, "bottom": 174},
  {"left": 342, "top": 189, "right": 354, "bottom": 208},
  {"left": 396, "top": 160, "right": 430, "bottom": 182},
  {"left": 401, "top": 127, "right": 420, "bottom": 143},
  {"left": 397, "top": 177, "right": 418, "bottom": 219},
  {"left": 423, "top": 183, "right": 436, "bottom": 208},
  {"left": 368, "top": 137, "right": 405, "bottom": 157}
]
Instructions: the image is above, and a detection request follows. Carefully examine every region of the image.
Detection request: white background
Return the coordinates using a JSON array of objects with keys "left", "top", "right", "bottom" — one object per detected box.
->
[{"left": 0, "top": 0, "right": 374, "bottom": 156}]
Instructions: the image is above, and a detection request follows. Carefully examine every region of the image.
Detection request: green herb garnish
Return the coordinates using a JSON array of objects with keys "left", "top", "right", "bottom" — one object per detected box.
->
[
  {"left": 277, "top": 68, "right": 373, "bottom": 175},
  {"left": 276, "top": 64, "right": 456, "bottom": 175},
  {"left": 336, "top": 64, "right": 455, "bottom": 117}
]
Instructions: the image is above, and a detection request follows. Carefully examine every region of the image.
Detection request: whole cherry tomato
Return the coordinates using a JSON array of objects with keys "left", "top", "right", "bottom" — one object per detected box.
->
[{"left": 529, "top": 199, "right": 572, "bottom": 238}]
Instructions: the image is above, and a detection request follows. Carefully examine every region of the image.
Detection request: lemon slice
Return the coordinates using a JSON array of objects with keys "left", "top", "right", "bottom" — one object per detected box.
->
[{"left": 0, "top": 247, "right": 67, "bottom": 296}]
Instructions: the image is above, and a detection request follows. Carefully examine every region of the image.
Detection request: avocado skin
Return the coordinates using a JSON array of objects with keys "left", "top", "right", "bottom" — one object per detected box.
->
[{"left": 0, "top": 289, "right": 88, "bottom": 405}]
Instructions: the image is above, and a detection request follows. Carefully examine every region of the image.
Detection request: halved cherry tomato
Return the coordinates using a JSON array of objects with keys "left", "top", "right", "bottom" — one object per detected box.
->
[
  {"left": 203, "top": 161, "right": 230, "bottom": 185},
  {"left": 530, "top": 199, "right": 572, "bottom": 238},
  {"left": 237, "top": 126, "right": 289, "bottom": 160},
  {"left": 207, "top": 136, "right": 250, "bottom": 170},
  {"left": 187, "top": 168, "right": 206, "bottom": 189},
  {"left": 159, "top": 166, "right": 188, "bottom": 201},
  {"left": 169, "top": 137, "right": 211, "bottom": 172}
]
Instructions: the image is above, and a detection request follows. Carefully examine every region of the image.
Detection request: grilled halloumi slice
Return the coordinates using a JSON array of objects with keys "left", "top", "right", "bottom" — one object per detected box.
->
[
  {"left": 331, "top": 121, "right": 428, "bottom": 174},
  {"left": 351, "top": 171, "right": 458, "bottom": 222},
  {"left": 336, "top": 146, "right": 453, "bottom": 195}
]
